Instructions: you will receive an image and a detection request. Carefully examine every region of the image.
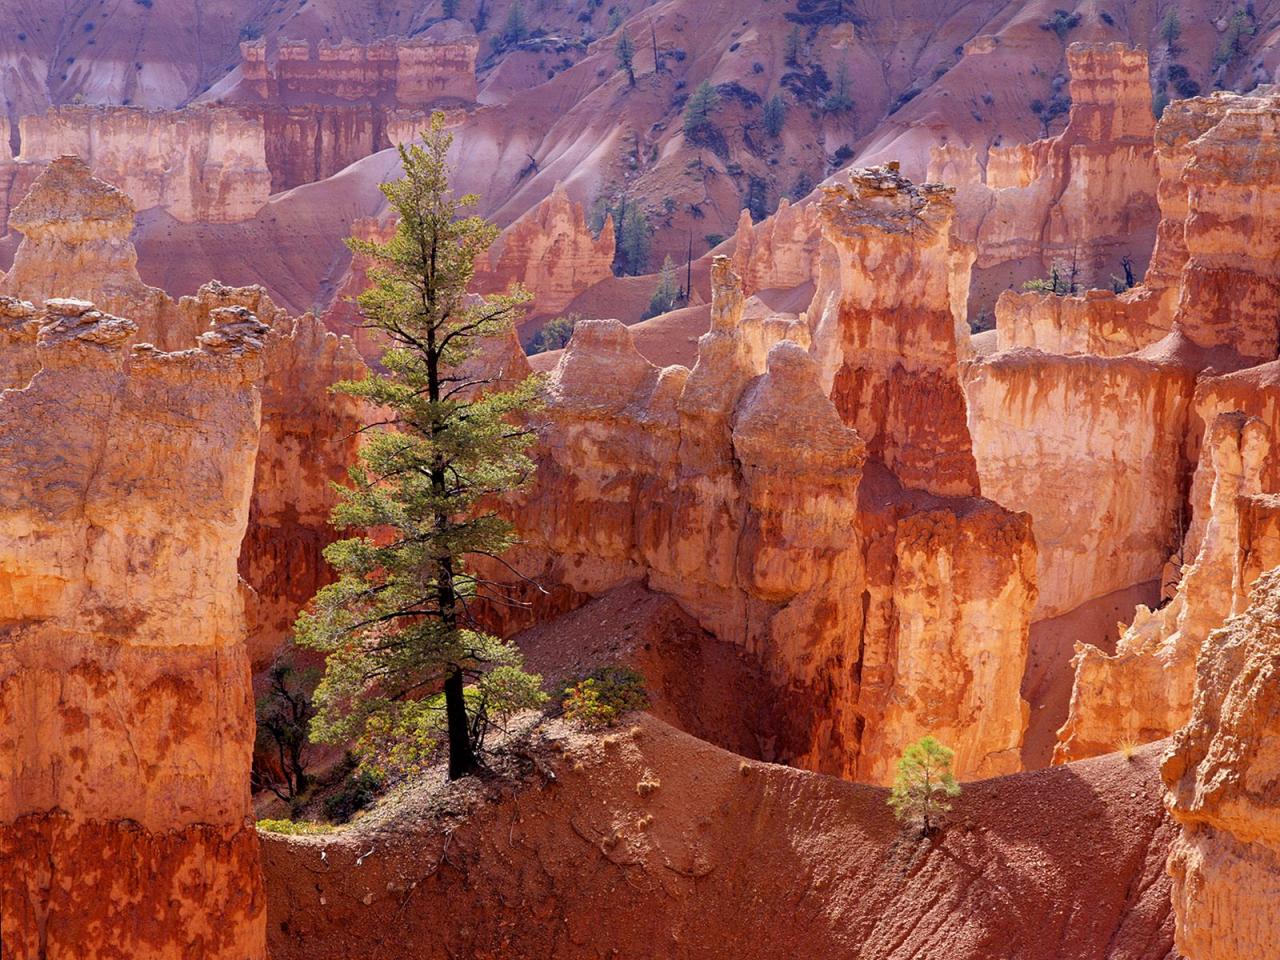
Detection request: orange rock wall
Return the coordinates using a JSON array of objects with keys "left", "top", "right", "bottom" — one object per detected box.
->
[
  {"left": 809, "top": 167, "right": 980, "bottom": 499},
  {"left": 475, "top": 182, "right": 615, "bottom": 317},
  {"left": 15, "top": 105, "right": 271, "bottom": 222},
  {"left": 1162, "top": 566, "right": 1280, "bottom": 960},
  {"left": 0, "top": 303, "right": 268, "bottom": 959},
  {"left": 965, "top": 348, "right": 1198, "bottom": 618}
]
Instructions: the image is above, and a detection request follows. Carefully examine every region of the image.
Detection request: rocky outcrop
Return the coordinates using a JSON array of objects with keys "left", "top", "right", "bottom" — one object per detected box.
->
[
  {"left": 1052, "top": 358, "right": 1280, "bottom": 761},
  {"left": 809, "top": 165, "right": 980, "bottom": 499},
  {"left": 1055, "top": 412, "right": 1272, "bottom": 762},
  {"left": 994, "top": 287, "right": 1169, "bottom": 356},
  {"left": 965, "top": 345, "right": 1200, "bottom": 619},
  {"left": 474, "top": 182, "right": 615, "bottom": 317},
  {"left": 948, "top": 43, "right": 1159, "bottom": 291},
  {"left": 240, "top": 307, "right": 366, "bottom": 668},
  {"left": 0, "top": 302, "right": 267, "bottom": 959},
  {"left": 238, "top": 36, "right": 478, "bottom": 106},
  {"left": 503, "top": 239, "right": 1034, "bottom": 783},
  {"left": 1162, "top": 566, "right": 1280, "bottom": 960},
  {"left": 16, "top": 105, "right": 271, "bottom": 222},
  {"left": 226, "top": 36, "right": 477, "bottom": 192},
  {"left": 729, "top": 198, "right": 822, "bottom": 297},
  {"left": 1171, "top": 95, "right": 1280, "bottom": 363},
  {"left": 0, "top": 156, "right": 174, "bottom": 334}
]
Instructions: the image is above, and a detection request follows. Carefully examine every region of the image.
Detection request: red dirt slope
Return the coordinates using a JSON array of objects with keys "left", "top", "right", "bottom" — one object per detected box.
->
[{"left": 262, "top": 715, "right": 1178, "bottom": 960}]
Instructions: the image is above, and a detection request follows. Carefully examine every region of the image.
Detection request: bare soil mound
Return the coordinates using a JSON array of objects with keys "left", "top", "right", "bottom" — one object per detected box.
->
[{"left": 262, "top": 715, "right": 1178, "bottom": 960}]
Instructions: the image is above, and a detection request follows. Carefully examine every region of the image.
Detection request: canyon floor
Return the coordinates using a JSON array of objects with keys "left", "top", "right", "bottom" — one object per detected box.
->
[{"left": 2, "top": 2, "right": 1280, "bottom": 959}]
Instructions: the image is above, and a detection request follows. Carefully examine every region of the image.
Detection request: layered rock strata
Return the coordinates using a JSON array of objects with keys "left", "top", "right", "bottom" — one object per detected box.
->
[
  {"left": 1162, "top": 567, "right": 1280, "bottom": 960},
  {"left": 474, "top": 182, "right": 615, "bottom": 318},
  {"left": 502, "top": 205, "right": 1034, "bottom": 783},
  {"left": 226, "top": 36, "right": 478, "bottom": 191},
  {"left": 15, "top": 105, "right": 271, "bottom": 222},
  {"left": 0, "top": 302, "right": 268, "bottom": 959},
  {"left": 943, "top": 43, "right": 1159, "bottom": 292},
  {"left": 1055, "top": 412, "right": 1272, "bottom": 761},
  {"left": 808, "top": 165, "right": 980, "bottom": 499}
]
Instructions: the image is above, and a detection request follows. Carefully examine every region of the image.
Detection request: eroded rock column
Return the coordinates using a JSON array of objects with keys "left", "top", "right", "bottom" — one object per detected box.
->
[{"left": 0, "top": 303, "right": 268, "bottom": 959}]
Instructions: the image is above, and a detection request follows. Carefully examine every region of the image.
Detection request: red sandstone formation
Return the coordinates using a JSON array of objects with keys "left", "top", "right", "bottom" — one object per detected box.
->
[
  {"left": 937, "top": 43, "right": 1159, "bottom": 300},
  {"left": 475, "top": 182, "right": 615, "bottom": 321},
  {"left": 0, "top": 156, "right": 174, "bottom": 332},
  {"left": 809, "top": 165, "right": 980, "bottom": 499},
  {"left": 1162, "top": 567, "right": 1280, "bottom": 960},
  {"left": 503, "top": 174, "right": 1034, "bottom": 783},
  {"left": 14, "top": 105, "right": 271, "bottom": 223},
  {"left": 216, "top": 34, "right": 477, "bottom": 192},
  {"left": 0, "top": 301, "right": 268, "bottom": 958}
]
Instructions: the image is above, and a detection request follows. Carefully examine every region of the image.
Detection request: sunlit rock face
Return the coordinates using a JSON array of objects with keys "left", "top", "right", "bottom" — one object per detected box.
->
[
  {"left": 808, "top": 165, "right": 980, "bottom": 499},
  {"left": 228, "top": 36, "right": 478, "bottom": 192},
  {"left": 497, "top": 206, "right": 1033, "bottom": 784},
  {"left": 1162, "top": 566, "right": 1280, "bottom": 960},
  {"left": 474, "top": 182, "right": 616, "bottom": 317},
  {"left": 941, "top": 43, "right": 1159, "bottom": 292},
  {"left": 966, "top": 345, "right": 1201, "bottom": 619},
  {"left": 0, "top": 155, "right": 174, "bottom": 331},
  {"left": 15, "top": 105, "right": 271, "bottom": 222},
  {"left": 729, "top": 199, "right": 823, "bottom": 298},
  {"left": 1171, "top": 98, "right": 1280, "bottom": 363},
  {"left": 1055, "top": 412, "right": 1272, "bottom": 762},
  {"left": 0, "top": 303, "right": 268, "bottom": 960}
]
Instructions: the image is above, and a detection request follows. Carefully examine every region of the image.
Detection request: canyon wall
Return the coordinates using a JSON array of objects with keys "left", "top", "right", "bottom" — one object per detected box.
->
[
  {"left": 16, "top": 105, "right": 271, "bottom": 222},
  {"left": 0, "top": 302, "right": 268, "bottom": 959},
  {"left": 944, "top": 43, "right": 1159, "bottom": 291},
  {"left": 965, "top": 345, "right": 1199, "bottom": 619},
  {"left": 1053, "top": 362, "right": 1280, "bottom": 761},
  {"left": 502, "top": 169, "right": 1035, "bottom": 785},
  {"left": 229, "top": 36, "right": 478, "bottom": 192},
  {"left": 475, "top": 182, "right": 616, "bottom": 317},
  {"left": 238, "top": 36, "right": 478, "bottom": 106},
  {"left": 1162, "top": 566, "right": 1280, "bottom": 960}
]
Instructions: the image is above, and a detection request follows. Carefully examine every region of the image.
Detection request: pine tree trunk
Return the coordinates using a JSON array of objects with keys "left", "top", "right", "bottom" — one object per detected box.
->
[{"left": 445, "top": 667, "right": 478, "bottom": 780}]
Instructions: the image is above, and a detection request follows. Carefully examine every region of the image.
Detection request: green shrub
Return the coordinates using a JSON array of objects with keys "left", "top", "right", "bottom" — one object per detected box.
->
[
  {"left": 528, "top": 314, "right": 579, "bottom": 354},
  {"left": 888, "top": 735, "right": 961, "bottom": 836},
  {"left": 558, "top": 667, "right": 649, "bottom": 730},
  {"left": 256, "top": 819, "right": 335, "bottom": 835},
  {"left": 1039, "top": 9, "right": 1081, "bottom": 42},
  {"left": 324, "top": 767, "right": 384, "bottom": 823}
]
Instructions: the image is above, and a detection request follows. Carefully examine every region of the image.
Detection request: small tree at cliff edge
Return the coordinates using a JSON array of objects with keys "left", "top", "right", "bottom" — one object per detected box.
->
[
  {"left": 296, "top": 111, "right": 545, "bottom": 781},
  {"left": 888, "top": 735, "right": 961, "bottom": 836}
]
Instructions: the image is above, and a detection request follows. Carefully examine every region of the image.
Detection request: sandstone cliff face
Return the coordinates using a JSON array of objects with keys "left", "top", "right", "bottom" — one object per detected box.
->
[
  {"left": 994, "top": 287, "right": 1168, "bottom": 357},
  {"left": 1162, "top": 567, "right": 1280, "bottom": 960},
  {"left": 239, "top": 36, "right": 478, "bottom": 105},
  {"left": 0, "top": 156, "right": 174, "bottom": 332},
  {"left": 503, "top": 229, "right": 1033, "bottom": 783},
  {"left": 729, "top": 199, "right": 822, "bottom": 298},
  {"left": 1055, "top": 413, "right": 1272, "bottom": 762},
  {"left": 809, "top": 165, "right": 980, "bottom": 499},
  {"left": 16, "top": 105, "right": 271, "bottom": 222},
  {"left": 474, "top": 182, "right": 615, "bottom": 318},
  {"left": 1172, "top": 96, "right": 1280, "bottom": 363},
  {"left": 227, "top": 37, "right": 477, "bottom": 192},
  {"left": 0, "top": 302, "right": 267, "bottom": 959},
  {"left": 1052, "top": 360, "right": 1280, "bottom": 761},
  {"left": 946, "top": 43, "right": 1159, "bottom": 292},
  {"left": 1, "top": 158, "right": 367, "bottom": 670},
  {"left": 965, "top": 346, "right": 1198, "bottom": 619}
]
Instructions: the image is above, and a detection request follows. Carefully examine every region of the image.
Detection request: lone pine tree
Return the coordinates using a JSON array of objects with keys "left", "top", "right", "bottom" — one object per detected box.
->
[
  {"left": 888, "top": 735, "right": 962, "bottom": 836},
  {"left": 296, "top": 112, "right": 545, "bottom": 781}
]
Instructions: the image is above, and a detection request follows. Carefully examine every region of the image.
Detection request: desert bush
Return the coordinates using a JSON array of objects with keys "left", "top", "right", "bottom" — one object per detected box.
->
[{"left": 558, "top": 667, "right": 649, "bottom": 730}]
